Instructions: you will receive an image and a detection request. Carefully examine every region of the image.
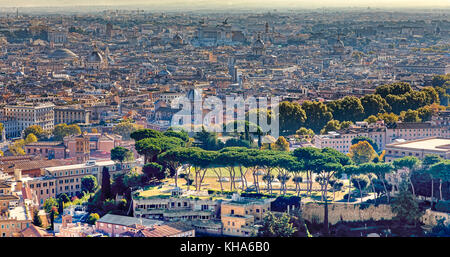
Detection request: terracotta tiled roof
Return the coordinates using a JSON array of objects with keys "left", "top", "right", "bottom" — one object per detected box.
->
[
  {"left": 120, "top": 224, "right": 191, "bottom": 237},
  {"left": 387, "top": 122, "right": 438, "bottom": 129},
  {"left": 21, "top": 186, "right": 33, "bottom": 200},
  {"left": 0, "top": 155, "right": 38, "bottom": 162},
  {"left": 20, "top": 225, "right": 53, "bottom": 237},
  {"left": 25, "top": 141, "right": 64, "bottom": 147},
  {"left": 141, "top": 225, "right": 187, "bottom": 237},
  {"left": 0, "top": 194, "right": 19, "bottom": 201},
  {"left": 0, "top": 159, "right": 69, "bottom": 174}
]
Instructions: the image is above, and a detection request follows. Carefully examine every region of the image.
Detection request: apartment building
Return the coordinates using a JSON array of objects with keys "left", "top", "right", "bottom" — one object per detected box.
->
[
  {"left": 133, "top": 188, "right": 275, "bottom": 237},
  {"left": 0, "top": 179, "right": 32, "bottom": 237},
  {"left": 133, "top": 189, "right": 219, "bottom": 222},
  {"left": 0, "top": 102, "right": 55, "bottom": 138},
  {"left": 221, "top": 194, "right": 272, "bottom": 237},
  {"left": 384, "top": 137, "right": 450, "bottom": 163},
  {"left": 314, "top": 121, "right": 386, "bottom": 153},
  {"left": 96, "top": 214, "right": 163, "bottom": 237},
  {"left": 24, "top": 141, "right": 66, "bottom": 160},
  {"left": 23, "top": 176, "right": 56, "bottom": 206},
  {"left": 314, "top": 120, "right": 450, "bottom": 153},
  {"left": 383, "top": 137, "right": 450, "bottom": 193},
  {"left": 44, "top": 160, "right": 116, "bottom": 197},
  {"left": 0, "top": 209, "right": 32, "bottom": 237},
  {"left": 385, "top": 122, "right": 447, "bottom": 144},
  {"left": 47, "top": 29, "right": 68, "bottom": 44},
  {"left": 158, "top": 92, "right": 184, "bottom": 104},
  {"left": 54, "top": 107, "right": 91, "bottom": 125},
  {"left": 0, "top": 182, "right": 17, "bottom": 213},
  {"left": 24, "top": 132, "right": 123, "bottom": 161},
  {"left": 431, "top": 110, "right": 450, "bottom": 127}
]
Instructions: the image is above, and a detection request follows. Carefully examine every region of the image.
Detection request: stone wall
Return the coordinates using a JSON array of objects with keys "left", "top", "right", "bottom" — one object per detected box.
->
[{"left": 301, "top": 203, "right": 395, "bottom": 225}]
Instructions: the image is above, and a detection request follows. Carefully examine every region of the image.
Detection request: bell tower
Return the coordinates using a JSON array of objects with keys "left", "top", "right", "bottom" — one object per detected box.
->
[{"left": 74, "top": 132, "right": 90, "bottom": 163}]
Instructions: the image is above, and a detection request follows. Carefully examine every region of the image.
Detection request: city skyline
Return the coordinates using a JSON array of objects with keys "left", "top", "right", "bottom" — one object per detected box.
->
[
  {"left": 0, "top": 2, "right": 448, "bottom": 241},
  {"left": 0, "top": 0, "right": 449, "bottom": 9}
]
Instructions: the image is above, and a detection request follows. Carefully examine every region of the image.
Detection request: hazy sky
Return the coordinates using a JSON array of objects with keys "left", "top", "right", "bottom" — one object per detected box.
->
[{"left": 0, "top": 0, "right": 449, "bottom": 9}]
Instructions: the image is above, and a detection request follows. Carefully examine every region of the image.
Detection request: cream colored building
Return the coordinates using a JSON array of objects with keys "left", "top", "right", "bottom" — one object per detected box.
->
[
  {"left": 220, "top": 195, "right": 272, "bottom": 237},
  {"left": 54, "top": 107, "right": 91, "bottom": 125},
  {"left": 0, "top": 102, "right": 55, "bottom": 138},
  {"left": 384, "top": 137, "right": 450, "bottom": 163},
  {"left": 44, "top": 160, "right": 116, "bottom": 197},
  {"left": 314, "top": 122, "right": 386, "bottom": 153}
]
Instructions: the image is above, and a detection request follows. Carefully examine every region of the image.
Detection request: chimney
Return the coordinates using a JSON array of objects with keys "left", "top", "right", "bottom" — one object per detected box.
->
[
  {"left": 14, "top": 169, "right": 22, "bottom": 180},
  {"left": 15, "top": 181, "right": 22, "bottom": 192}
]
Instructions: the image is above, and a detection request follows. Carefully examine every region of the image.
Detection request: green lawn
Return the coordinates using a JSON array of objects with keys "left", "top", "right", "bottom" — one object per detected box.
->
[{"left": 135, "top": 166, "right": 349, "bottom": 202}]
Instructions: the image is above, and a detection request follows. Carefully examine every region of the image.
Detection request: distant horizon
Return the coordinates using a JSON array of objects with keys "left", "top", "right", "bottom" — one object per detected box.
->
[{"left": 0, "top": 0, "right": 449, "bottom": 10}]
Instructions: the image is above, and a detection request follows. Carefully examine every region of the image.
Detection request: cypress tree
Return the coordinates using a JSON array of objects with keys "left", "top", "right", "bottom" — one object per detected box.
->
[
  {"left": 101, "top": 166, "right": 112, "bottom": 201},
  {"left": 32, "top": 209, "right": 42, "bottom": 227},
  {"left": 58, "top": 198, "right": 64, "bottom": 215},
  {"left": 50, "top": 209, "right": 55, "bottom": 231}
]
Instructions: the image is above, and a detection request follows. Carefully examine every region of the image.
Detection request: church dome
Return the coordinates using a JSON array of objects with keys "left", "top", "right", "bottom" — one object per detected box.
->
[
  {"left": 334, "top": 38, "right": 345, "bottom": 48},
  {"left": 173, "top": 34, "right": 182, "bottom": 41},
  {"left": 333, "top": 37, "right": 345, "bottom": 54},
  {"left": 88, "top": 50, "right": 103, "bottom": 63},
  {"left": 158, "top": 68, "right": 172, "bottom": 77},
  {"left": 253, "top": 37, "right": 265, "bottom": 49}
]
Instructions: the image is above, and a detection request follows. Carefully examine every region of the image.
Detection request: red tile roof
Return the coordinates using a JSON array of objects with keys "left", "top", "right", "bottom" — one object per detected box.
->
[
  {"left": 21, "top": 186, "right": 33, "bottom": 201},
  {"left": 20, "top": 225, "right": 53, "bottom": 237},
  {"left": 120, "top": 224, "right": 192, "bottom": 237}
]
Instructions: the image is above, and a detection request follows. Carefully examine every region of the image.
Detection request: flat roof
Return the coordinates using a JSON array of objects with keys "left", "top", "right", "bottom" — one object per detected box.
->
[
  {"left": 97, "top": 214, "right": 163, "bottom": 227},
  {"left": 9, "top": 206, "right": 28, "bottom": 220},
  {"left": 45, "top": 160, "right": 115, "bottom": 172},
  {"left": 386, "top": 137, "right": 450, "bottom": 152}
]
